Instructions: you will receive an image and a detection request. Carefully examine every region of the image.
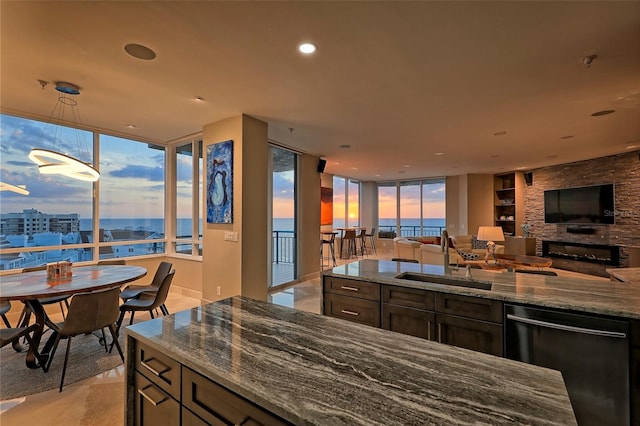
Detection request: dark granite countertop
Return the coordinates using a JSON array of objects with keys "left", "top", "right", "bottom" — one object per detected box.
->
[
  {"left": 126, "top": 296, "right": 576, "bottom": 425},
  {"left": 323, "top": 260, "right": 640, "bottom": 320},
  {"left": 607, "top": 267, "right": 640, "bottom": 283}
]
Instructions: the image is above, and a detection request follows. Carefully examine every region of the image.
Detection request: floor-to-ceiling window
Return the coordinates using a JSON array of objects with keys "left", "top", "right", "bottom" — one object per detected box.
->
[
  {"left": 99, "top": 135, "right": 166, "bottom": 259},
  {"left": 377, "top": 178, "right": 446, "bottom": 238},
  {"left": 269, "top": 145, "right": 297, "bottom": 287},
  {"left": 333, "top": 176, "right": 360, "bottom": 228},
  {"left": 174, "top": 139, "right": 203, "bottom": 257},
  {"left": 0, "top": 112, "right": 202, "bottom": 271}
]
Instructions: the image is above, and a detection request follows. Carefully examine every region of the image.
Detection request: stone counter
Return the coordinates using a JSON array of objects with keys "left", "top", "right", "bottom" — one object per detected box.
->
[
  {"left": 607, "top": 267, "right": 640, "bottom": 283},
  {"left": 323, "top": 259, "right": 640, "bottom": 320},
  {"left": 126, "top": 296, "right": 576, "bottom": 425}
]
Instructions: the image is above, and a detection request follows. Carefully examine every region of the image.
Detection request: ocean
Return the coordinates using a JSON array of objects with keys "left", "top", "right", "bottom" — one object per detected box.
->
[{"left": 80, "top": 218, "right": 445, "bottom": 235}]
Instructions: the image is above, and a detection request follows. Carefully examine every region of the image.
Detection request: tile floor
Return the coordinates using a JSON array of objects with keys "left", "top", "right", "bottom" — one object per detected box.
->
[{"left": 0, "top": 246, "right": 607, "bottom": 425}]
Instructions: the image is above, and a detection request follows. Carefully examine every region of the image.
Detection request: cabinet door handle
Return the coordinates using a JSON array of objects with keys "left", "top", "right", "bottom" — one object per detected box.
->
[
  {"left": 427, "top": 320, "right": 432, "bottom": 341},
  {"left": 438, "top": 323, "right": 442, "bottom": 343},
  {"left": 341, "top": 309, "right": 360, "bottom": 316},
  {"left": 140, "top": 358, "right": 170, "bottom": 377},
  {"left": 340, "top": 286, "right": 360, "bottom": 292},
  {"left": 138, "top": 384, "right": 168, "bottom": 406}
]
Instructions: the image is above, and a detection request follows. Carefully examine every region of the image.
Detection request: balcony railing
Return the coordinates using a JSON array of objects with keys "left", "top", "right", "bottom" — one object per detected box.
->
[
  {"left": 378, "top": 225, "right": 446, "bottom": 238},
  {"left": 272, "top": 230, "right": 296, "bottom": 264}
]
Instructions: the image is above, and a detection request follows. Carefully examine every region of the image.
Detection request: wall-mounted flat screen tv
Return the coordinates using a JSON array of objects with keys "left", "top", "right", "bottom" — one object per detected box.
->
[{"left": 544, "top": 183, "right": 615, "bottom": 224}]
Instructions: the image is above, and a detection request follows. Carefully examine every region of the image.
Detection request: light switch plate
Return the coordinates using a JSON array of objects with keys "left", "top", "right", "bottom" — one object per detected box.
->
[{"left": 224, "top": 231, "right": 238, "bottom": 242}]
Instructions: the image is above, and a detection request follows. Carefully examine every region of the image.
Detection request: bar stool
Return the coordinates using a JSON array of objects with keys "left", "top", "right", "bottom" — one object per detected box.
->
[
  {"left": 341, "top": 229, "right": 358, "bottom": 259},
  {"left": 321, "top": 232, "right": 337, "bottom": 269},
  {"left": 365, "top": 227, "right": 377, "bottom": 254},
  {"left": 357, "top": 228, "right": 368, "bottom": 257}
]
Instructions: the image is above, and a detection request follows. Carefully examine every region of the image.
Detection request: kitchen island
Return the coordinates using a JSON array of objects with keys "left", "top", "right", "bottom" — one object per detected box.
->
[
  {"left": 125, "top": 296, "right": 576, "bottom": 425},
  {"left": 322, "top": 259, "right": 640, "bottom": 426}
]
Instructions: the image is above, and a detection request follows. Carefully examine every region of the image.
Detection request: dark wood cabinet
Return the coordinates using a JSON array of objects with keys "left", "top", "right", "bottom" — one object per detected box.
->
[
  {"left": 436, "top": 313, "right": 503, "bottom": 356},
  {"left": 382, "top": 303, "right": 435, "bottom": 340},
  {"left": 182, "top": 367, "right": 289, "bottom": 426},
  {"left": 435, "top": 293, "right": 503, "bottom": 324},
  {"left": 134, "top": 372, "right": 180, "bottom": 426},
  {"left": 323, "top": 277, "right": 381, "bottom": 327},
  {"left": 127, "top": 337, "right": 293, "bottom": 426},
  {"left": 379, "top": 283, "right": 503, "bottom": 356}
]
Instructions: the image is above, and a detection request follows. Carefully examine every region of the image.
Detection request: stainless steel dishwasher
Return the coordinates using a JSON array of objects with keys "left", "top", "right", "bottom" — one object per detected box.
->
[{"left": 505, "top": 304, "right": 630, "bottom": 426}]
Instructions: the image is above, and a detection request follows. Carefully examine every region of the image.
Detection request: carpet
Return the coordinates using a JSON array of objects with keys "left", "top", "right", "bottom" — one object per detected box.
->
[{"left": 0, "top": 331, "right": 124, "bottom": 400}]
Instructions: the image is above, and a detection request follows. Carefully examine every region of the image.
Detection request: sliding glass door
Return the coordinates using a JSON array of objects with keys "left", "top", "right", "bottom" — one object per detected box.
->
[{"left": 269, "top": 146, "right": 297, "bottom": 287}]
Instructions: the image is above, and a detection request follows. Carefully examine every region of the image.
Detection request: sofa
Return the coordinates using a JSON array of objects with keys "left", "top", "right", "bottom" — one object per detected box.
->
[
  {"left": 393, "top": 237, "right": 463, "bottom": 265},
  {"left": 393, "top": 234, "right": 504, "bottom": 265}
]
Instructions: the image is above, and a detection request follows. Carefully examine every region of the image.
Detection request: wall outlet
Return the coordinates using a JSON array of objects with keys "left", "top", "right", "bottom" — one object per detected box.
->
[
  {"left": 217, "top": 286, "right": 221, "bottom": 296},
  {"left": 224, "top": 231, "right": 238, "bottom": 242}
]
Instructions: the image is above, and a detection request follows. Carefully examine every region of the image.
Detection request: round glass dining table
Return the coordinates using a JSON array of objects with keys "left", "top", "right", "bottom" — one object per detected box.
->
[{"left": 0, "top": 264, "right": 147, "bottom": 368}]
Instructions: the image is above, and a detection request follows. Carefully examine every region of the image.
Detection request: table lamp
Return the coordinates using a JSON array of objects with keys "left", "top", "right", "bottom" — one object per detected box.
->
[{"left": 477, "top": 226, "right": 505, "bottom": 264}]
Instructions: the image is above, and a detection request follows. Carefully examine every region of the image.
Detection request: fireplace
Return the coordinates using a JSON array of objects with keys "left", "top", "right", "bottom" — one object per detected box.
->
[{"left": 542, "top": 240, "right": 620, "bottom": 277}]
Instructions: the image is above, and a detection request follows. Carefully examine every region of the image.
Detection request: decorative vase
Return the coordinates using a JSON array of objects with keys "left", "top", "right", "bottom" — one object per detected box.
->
[{"left": 521, "top": 223, "right": 530, "bottom": 238}]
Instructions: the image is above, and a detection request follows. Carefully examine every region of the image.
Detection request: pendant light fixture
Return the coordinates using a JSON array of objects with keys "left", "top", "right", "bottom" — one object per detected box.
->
[
  {"left": 0, "top": 182, "right": 29, "bottom": 195},
  {"left": 28, "top": 81, "right": 100, "bottom": 182}
]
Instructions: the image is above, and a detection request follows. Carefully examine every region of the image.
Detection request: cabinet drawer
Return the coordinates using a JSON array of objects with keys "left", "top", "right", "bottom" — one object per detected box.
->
[
  {"left": 323, "top": 277, "right": 380, "bottom": 301},
  {"left": 134, "top": 372, "right": 180, "bottom": 426},
  {"left": 383, "top": 285, "right": 434, "bottom": 310},
  {"left": 382, "top": 303, "right": 435, "bottom": 340},
  {"left": 135, "top": 340, "right": 181, "bottom": 399},
  {"left": 435, "top": 293, "right": 503, "bottom": 324},
  {"left": 323, "top": 293, "right": 380, "bottom": 327},
  {"left": 437, "top": 314, "right": 503, "bottom": 357},
  {"left": 182, "top": 367, "right": 291, "bottom": 426},
  {"left": 182, "top": 407, "right": 211, "bottom": 426}
]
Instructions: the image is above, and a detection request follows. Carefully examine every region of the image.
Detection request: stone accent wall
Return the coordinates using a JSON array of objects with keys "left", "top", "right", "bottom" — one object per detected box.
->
[{"left": 523, "top": 151, "right": 640, "bottom": 268}]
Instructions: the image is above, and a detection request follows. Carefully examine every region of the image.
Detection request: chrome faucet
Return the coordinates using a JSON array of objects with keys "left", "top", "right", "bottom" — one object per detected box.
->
[{"left": 441, "top": 229, "right": 451, "bottom": 274}]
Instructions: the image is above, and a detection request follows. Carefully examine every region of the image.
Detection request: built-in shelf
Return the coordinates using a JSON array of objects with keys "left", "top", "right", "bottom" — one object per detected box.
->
[{"left": 494, "top": 172, "right": 524, "bottom": 237}]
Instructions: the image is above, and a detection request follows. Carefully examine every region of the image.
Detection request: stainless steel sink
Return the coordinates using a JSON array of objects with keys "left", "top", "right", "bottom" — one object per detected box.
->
[{"left": 395, "top": 272, "right": 492, "bottom": 290}]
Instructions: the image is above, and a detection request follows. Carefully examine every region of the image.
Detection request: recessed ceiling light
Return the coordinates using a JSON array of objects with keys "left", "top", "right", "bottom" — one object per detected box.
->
[
  {"left": 435, "top": 152, "right": 445, "bottom": 156},
  {"left": 339, "top": 144, "right": 351, "bottom": 149},
  {"left": 351, "top": 167, "right": 358, "bottom": 170},
  {"left": 404, "top": 164, "right": 411, "bottom": 168},
  {"left": 591, "top": 110, "right": 615, "bottom": 116},
  {"left": 126, "top": 124, "right": 137, "bottom": 129},
  {"left": 193, "top": 96, "right": 205, "bottom": 103},
  {"left": 298, "top": 42, "right": 317, "bottom": 55},
  {"left": 515, "top": 166, "right": 526, "bottom": 170},
  {"left": 626, "top": 144, "right": 639, "bottom": 150},
  {"left": 560, "top": 135, "right": 574, "bottom": 139},
  {"left": 494, "top": 131, "right": 507, "bottom": 136},
  {"left": 375, "top": 174, "right": 381, "bottom": 177},
  {"left": 124, "top": 43, "right": 156, "bottom": 60}
]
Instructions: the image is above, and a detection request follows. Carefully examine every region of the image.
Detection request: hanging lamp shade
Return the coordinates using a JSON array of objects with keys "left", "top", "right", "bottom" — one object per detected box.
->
[{"left": 28, "top": 82, "right": 100, "bottom": 182}]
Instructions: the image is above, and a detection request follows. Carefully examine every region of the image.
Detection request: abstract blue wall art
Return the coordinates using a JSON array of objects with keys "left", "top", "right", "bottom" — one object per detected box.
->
[{"left": 206, "top": 140, "right": 233, "bottom": 224}]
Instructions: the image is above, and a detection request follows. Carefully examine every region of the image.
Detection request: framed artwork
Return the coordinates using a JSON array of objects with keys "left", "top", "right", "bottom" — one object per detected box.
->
[
  {"left": 321, "top": 186, "right": 333, "bottom": 226},
  {"left": 206, "top": 140, "right": 233, "bottom": 224}
]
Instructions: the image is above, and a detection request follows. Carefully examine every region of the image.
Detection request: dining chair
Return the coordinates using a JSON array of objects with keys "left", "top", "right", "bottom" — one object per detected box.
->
[
  {"left": 44, "top": 286, "right": 124, "bottom": 392},
  {"left": 0, "top": 323, "right": 47, "bottom": 372},
  {"left": 365, "top": 227, "right": 377, "bottom": 254},
  {"left": 97, "top": 259, "right": 126, "bottom": 265},
  {"left": 321, "top": 232, "right": 337, "bottom": 269},
  {"left": 19, "top": 266, "right": 70, "bottom": 322},
  {"left": 1, "top": 300, "right": 12, "bottom": 328},
  {"left": 119, "top": 261, "right": 172, "bottom": 302},
  {"left": 115, "top": 270, "right": 176, "bottom": 336}
]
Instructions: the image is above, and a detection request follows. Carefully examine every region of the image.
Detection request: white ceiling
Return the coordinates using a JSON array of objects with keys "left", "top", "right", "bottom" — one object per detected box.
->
[{"left": 1, "top": 1, "right": 639, "bottom": 181}]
